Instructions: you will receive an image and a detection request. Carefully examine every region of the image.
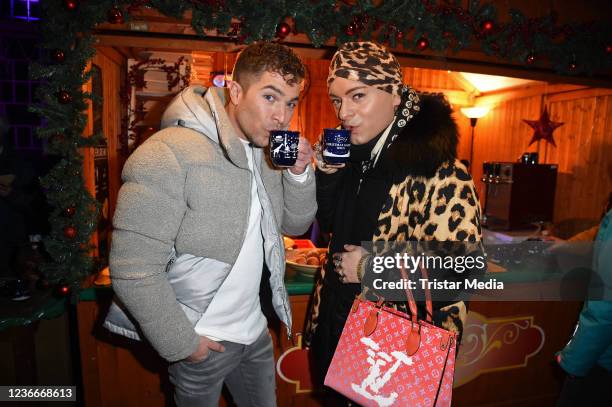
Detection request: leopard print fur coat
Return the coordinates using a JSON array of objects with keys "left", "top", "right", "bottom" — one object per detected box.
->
[{"left": 305, "top": 94, "right": 483, "bottom": 347}]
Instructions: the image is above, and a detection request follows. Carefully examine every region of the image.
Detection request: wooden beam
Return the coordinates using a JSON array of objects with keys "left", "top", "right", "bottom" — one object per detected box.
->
[
  {"left": 546, "top": 87, "right": 612, "bottom": 103},
  {"left": 113, "top": 46, "right": 132, "bottom": 60},
  {"left": 93, "top": 29, "right": 612, "bottom": 88},
  {"left": 90, "top": 2, "right": 612, "bottom": 89},
  {"left": 414, "top": 88, "right": 472, "bottom": 106},
  {"left": 474, "top": 84, "right": 587, "bottom": 106},
  {"left": 392, "top": 53, "right": 612, "bottom": 89},
  {"left": 448, "top": 72, "right": 481, "bottom": 97},
  {"left": 95, "top": 46, "right": 125, "bottom": 67},
  {"left": 94, "top": 33, "right": 238, "bottom": 53}
]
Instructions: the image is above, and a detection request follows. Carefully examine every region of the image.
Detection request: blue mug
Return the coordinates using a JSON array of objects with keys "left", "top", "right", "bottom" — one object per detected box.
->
[
  {"left": 269, "top": 130, "right": 300, "bottom": 167},
  {"left": 322, "top": 128, "right": 351, "bottom": 165}
]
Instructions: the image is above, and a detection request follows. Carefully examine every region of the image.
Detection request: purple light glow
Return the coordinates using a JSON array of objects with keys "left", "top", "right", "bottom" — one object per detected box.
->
[{"left": 11, "top": 0, "right": 40, "bottom": 22}]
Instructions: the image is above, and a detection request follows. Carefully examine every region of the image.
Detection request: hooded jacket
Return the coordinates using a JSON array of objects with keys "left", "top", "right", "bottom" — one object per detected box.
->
[{"left": 106, "top": 86, "right": 316, "bottom": 362}]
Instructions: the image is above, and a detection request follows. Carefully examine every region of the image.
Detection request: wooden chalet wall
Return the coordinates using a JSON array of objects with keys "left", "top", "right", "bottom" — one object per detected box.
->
[
  {"left": 83, "top": 47, "right": 125, "bottom": 222},
  {"left": 292, "top": 58, "right": 611, "bottom": 229},
  {"left": 470, "top": 87, "right": 612, "bottom": 228},
  {"left": 95, "top": 46, "right": 611, "bottom": 232}
]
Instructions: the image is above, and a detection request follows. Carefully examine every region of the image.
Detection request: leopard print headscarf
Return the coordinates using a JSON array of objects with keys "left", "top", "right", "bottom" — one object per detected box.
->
[
  {"left": 327, "top": 42, "right": 422, "bottom": 174},
  {"left": 328, "top": 41, "right": 404, "bottom": 96}
]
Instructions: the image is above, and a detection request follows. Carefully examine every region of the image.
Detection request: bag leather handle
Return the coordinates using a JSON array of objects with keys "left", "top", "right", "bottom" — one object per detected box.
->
[
  {"left": 399, "top": 265, "right": 433, "bottom": 355},
  {"left": 400, "top": 265, "right": 433, "bottom": 324},
  {"left": 420, "top": 266, "right": 433, "bottom": 323}
]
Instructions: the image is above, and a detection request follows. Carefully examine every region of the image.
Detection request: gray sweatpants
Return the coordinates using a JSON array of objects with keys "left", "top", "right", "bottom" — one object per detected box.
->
[{"left": 168, "top": 329, "right": 277, "bottom": 407}]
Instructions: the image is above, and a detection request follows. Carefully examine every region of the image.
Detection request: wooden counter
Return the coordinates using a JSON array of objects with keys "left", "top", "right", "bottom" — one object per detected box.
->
[
  {"left": 77, "top": 280, "right": 581, "bottom": 406},
  {"left": 76, "top": 278, "right": 316, "bottom": 407}
]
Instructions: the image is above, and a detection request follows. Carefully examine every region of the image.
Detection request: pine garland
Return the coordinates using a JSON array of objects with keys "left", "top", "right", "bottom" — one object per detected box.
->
[{"left": 30, "top": 0, "right": 611, "bottom": 295}]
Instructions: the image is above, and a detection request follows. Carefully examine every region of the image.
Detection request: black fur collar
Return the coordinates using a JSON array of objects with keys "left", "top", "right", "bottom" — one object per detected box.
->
[{"left": 386, "top": 93, "right": 458, "bottom": 178}]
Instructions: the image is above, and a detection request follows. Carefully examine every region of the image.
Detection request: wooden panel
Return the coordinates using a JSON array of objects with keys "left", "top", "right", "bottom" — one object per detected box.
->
[
  {"left": 92, "top": 48, "right": 126, "bottom": 221},
  {"left": 82, "top": 62, "right": 96, "bottom": 253},
  {"left": 269, "top": 295, "right": 322, "bottom": 407},
  {"left": 78, "top": 292, "right": 582, "bottom": 406},
  {"left": 77, "top": 293, "right": 170, "bottom": 407},
  {"left": 404, "top": 67, "right": 464, "bottom": 91},
  {"left": 467, "top": 87, "right": 612, "bottom": 227},
  {"left": 291, "top": 59, "right": 339, "bottom": 144},
  {"left": 546, "top": 94, "right": 612, "bottom": 222},
  {"left": 404, "top": 68, "right": 472, "bottom": 105},
  {"left": 452, "top": 301, "right": 582, "bottom": 407},
  {"left": 456, "top": 112, "right": 474, "bottom": 164},
  {"left": 466, "top": 94, "right": 542, "bottom": 202},
  {"left": 475, "top": 84, "right": 585, "bottom": 107},
  {"left": 78, "top": 293, "right": 318, "bottom": 407}
]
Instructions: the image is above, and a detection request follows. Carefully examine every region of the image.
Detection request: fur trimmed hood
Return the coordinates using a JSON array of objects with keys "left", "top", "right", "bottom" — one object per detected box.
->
[{"left": 386, "top": 93, "right": 459, "bottom": 178}]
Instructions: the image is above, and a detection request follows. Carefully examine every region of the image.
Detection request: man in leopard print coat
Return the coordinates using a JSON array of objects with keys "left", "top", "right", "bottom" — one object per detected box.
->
[{"left": 305, "top": 42, "right": 484, "bottom": 395}]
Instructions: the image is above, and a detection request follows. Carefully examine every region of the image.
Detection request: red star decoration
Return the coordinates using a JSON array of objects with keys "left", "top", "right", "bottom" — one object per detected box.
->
[{"left": 523, "top": 106, "right": 564, "bottom": 147}]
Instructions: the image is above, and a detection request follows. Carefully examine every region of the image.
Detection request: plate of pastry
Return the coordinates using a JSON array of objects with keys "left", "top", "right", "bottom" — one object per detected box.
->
[{"left": 285, "top": 248, "right": 328, "bottom": 276}]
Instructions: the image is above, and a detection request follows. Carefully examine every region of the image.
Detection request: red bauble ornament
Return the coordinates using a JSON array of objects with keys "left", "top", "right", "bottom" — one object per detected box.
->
[
  {"left": 64, "top": 0, "right": 77, "bottom": 11},
  {"left": 568, "top": 61, "right": 577, "bottom": 72},
  {"left": 54, "top": 283, "right": 71, "bottom": 298},
  {"left": 482, "top": 20, "right": 494, "bottom": 33},
  {"left": 417, "top": 37, "right": 429, "bottom": 51},
  {"left": 276, "top": 22, "right": 291, "bottom": 39},
  {"left": 52, "top": 49, "right": 65, "bottom": 63},
  {"left": 606, "top": 44, "right": 612, "bottom": 55},
  {"left": 57, "top": 90, "right": 72, "bottom": 104},
  {"left": 63, "top": 225, "right": 77, "bottom": 239},
  {"left": 64, "top": 206, "right": 76, "bottom": 217},
  {"left": 523, "top": 106, "right": 564, "bottom": 147},
  {"left": 395, "top": 30, "right": 404, "bottom": 41},
  {"left": 526, "top": 53, "right": 536, "bottom": 65},
  {"left": 345, "top": 24, "right": 356, "bottom": 36},
  {"left": 108, "top": 7, "right": 124, "bottom": 24}
]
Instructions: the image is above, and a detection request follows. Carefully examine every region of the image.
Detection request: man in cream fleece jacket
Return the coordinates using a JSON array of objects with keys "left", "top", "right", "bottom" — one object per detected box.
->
[{"left": 108, "top": 43, "right": 316, "bottom": 406}]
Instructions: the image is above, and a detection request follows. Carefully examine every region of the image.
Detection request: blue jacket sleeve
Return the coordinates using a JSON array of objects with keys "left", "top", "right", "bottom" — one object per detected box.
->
[
  {"left": 558, "top": 210, "right": 612, "bottom": 376},
  {"left": 559, "top": 301, "right": 612, "bottom": 376}
]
